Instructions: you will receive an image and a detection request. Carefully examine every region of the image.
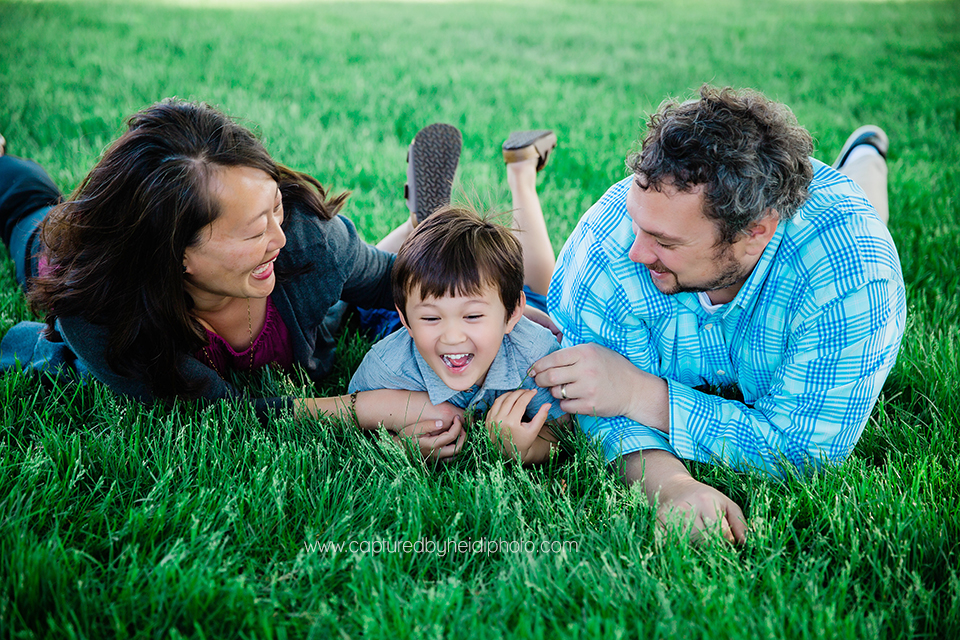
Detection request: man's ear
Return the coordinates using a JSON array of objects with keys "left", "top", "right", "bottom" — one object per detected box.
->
[
  {"left": 742, "top": 209, "right": 780, "bottom": 256},
  {"left": 504, "top": 291, "right": 526, "bottom": 335},
  {"left": 395, "top": 304, "right": 411, "bottom": 332}
]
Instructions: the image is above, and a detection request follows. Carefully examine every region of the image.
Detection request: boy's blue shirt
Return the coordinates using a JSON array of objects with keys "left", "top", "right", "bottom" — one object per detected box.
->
[{"left": 349, "top": 316, "right": 564, "bottom": 420}]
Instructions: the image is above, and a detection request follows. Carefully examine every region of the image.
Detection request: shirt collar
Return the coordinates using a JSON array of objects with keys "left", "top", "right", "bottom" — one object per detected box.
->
[
  {"left": 676, "top": 220, "right": 787, "bottom": 319},
  {"left": 729, "top": 220, "right": 786, "bottom": 311},
  {"left": 412, "top": 333, "right": 523, "bottom": 407}
]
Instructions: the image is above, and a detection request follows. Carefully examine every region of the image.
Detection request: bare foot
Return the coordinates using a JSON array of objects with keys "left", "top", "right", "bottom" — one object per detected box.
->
[{"left": 506, "top": 157, "right": 540, "bottom": 192}]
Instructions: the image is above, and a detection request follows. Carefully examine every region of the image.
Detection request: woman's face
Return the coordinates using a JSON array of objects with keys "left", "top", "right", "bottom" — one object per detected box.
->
[{"left": 182, "top": 165, "right": 286, "bottom": 309}]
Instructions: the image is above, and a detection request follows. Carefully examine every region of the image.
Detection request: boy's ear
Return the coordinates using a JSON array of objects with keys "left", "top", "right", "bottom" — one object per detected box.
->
[
  {"left": 395, "top": 304, "right": 411, "bottom": 332},
  {"left": 504, "top": 291, "right": 526, "bottom": 334}
]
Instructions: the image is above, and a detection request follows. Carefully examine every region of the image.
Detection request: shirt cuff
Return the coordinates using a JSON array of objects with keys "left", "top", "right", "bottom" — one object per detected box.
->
[
  {"left": 578, "top": 413, "right": 676, "bottom": 463},
  {"left": 666, "top": 378, "right": 713, "bottom": 463},
  {"left": 667, "top": 378, "right": 783, "bottom": 475}
]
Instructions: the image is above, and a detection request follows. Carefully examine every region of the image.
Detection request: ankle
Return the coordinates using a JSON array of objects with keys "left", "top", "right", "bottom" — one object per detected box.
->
[{"left": 506, "top": 159, "right": 539, "bottom": 189}]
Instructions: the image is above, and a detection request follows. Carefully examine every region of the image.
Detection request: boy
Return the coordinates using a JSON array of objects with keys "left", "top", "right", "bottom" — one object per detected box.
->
[{"left": 348, "top": 205, "right": 567, "bottom": 464}]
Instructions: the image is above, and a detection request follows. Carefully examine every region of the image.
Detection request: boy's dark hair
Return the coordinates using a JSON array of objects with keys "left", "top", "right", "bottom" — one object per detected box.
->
[
  {"left": 392, "top": 205, "right": 524, "bottom": 321},
  {"left": 627, "top": 84, "right": 814, "bottom": 245}
]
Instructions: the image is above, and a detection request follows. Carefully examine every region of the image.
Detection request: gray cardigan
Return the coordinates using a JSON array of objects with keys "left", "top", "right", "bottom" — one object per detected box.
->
[{"left": 1, "top": 205, "right": 395, "bottom": 412}]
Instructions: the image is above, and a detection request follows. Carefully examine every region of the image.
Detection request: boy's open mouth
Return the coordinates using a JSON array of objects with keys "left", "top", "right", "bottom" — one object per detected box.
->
[{"left": 441, "top": 353, "right": 473, "bottom": 372}]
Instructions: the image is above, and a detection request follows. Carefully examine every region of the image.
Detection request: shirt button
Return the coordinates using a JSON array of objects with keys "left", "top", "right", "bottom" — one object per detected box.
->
[{"left": 717, "top": 369, "right": 726, "bottom": 376}]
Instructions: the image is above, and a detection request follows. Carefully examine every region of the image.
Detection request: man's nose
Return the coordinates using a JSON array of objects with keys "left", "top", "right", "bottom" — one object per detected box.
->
[{"left": 628, "top": 231, "right": 655, "bottom": 264}]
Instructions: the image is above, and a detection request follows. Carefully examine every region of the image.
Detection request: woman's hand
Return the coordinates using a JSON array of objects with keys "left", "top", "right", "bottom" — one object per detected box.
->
[
  {"left": 354, "top": 389, "right": 465, "bottom": 431},
  {"left": 297, "top": 391, "right": 467, "bottom": 461},
  {"left": 393, "top": 415, "right": 466, "bottom": 461}
]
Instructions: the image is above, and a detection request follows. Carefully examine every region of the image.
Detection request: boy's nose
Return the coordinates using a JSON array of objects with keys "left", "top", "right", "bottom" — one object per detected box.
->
[{"left": 440, "top": 323, "right": 466, "bottom": 344}]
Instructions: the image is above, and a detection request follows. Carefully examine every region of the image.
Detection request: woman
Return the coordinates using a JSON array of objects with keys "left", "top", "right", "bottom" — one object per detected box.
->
[{"left": 0, "top": 99, "right": 465, "bottom": 458}]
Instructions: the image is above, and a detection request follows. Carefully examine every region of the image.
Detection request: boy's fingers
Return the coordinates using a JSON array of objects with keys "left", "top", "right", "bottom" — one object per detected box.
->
[
  {"left": 526, "top": 402, "right": 550, "bottom": 430},
  {"left": 489, "top": 389, "right": 531, "bottom": 420},
  {"left": 508, "top": 389, "right": 537, "bottom": 419},
  {"left": 488, "top": 392, "right": 509, "bottom": 415}
]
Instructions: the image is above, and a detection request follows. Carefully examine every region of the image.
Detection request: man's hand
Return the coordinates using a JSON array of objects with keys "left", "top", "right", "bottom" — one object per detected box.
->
[
  {"left": 625, "top": 449, "right": 746, "bottom": 545},
  {"left": 393, "top": 415, "right": 466, "bottom": 462},
  {"left": 484, "top": 388, "right": 552, "bottom": 462},
  {"left": 529, "top": 343, "right": 669, "bottom": 433}
]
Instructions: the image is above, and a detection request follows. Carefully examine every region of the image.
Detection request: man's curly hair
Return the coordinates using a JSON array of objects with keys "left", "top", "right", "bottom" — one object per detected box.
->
[{"left": 627, "top": 85, "right": 814, "bottom": 245}]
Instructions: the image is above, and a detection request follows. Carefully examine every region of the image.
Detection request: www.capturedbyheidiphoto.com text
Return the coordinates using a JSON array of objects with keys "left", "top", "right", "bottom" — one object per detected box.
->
[{"left": 305, "top": 537, "right": 579, "bottom": 555}]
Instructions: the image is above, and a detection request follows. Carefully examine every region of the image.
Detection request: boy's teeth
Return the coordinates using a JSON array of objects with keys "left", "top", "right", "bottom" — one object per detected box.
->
[{"left": 442, "top": 354, "right": 472, "bottom": 368}]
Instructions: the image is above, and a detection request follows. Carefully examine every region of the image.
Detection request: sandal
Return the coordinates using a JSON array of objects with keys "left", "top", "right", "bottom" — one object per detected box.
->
[
  {"left": 405, "top": 123, "right": 461, "bottom": 224},
  {"left": 502, "top": 130, "right": 557, "bottom": 172},
  {"left": 832, "top": 125, "right": 889, "bottom": 170}
]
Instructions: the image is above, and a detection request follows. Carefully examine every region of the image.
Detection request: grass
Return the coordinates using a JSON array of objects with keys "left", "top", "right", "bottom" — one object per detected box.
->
[{"left": 1, "top": 0, "right": 959, "bottom": 637}]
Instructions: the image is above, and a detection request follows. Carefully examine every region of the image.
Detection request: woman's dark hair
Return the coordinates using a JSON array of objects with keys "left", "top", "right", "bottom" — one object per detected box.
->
[
  {"left": 627, "top": 84, "right": 814, "bottom": 245},
  {"left": 29, "top": 98, "right": 348, "bottom": 398}
]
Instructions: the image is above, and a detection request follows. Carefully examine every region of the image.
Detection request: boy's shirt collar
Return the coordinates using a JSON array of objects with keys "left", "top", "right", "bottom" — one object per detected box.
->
[{"left": 413, "top": 330, "right": 524, "bottom": 409}]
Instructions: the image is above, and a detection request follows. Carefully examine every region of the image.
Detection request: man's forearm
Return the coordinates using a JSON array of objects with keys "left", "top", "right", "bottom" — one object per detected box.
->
[
  {"left": 624, "top": 371, "right": 671, "bottom": 435},
  {"left": 621, "top": 448, "right": 692, "bottom": 502}
]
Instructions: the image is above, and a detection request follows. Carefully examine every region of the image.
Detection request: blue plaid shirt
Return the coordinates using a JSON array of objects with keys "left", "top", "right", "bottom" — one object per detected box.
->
[{"left": 548, "top": 160, "right": 906, "bottom": 474}]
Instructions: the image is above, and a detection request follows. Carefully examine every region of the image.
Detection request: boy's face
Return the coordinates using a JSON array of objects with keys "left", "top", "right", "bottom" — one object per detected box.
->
[{"left": 399, "top": 283, "right": 525, "bottom": 392}]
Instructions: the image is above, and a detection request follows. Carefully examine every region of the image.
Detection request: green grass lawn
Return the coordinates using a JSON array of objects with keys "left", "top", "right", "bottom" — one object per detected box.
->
[{"left": 1, "top": 0, "right": 959, "bottom": 637}]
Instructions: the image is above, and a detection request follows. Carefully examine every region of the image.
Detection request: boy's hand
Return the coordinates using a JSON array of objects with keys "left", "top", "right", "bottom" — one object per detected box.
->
[
  {"left": 394, "top": 415, "right": 466, "bottom": 462},
  {"left": 485, "top": 389, "right": 551, "bottom": 461}
]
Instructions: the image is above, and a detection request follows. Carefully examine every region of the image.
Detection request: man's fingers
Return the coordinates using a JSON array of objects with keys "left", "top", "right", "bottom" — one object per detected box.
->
[
  {"left": 726, "top": 501, "right": 748, "bottom": 544},
  {"left": 720, "top": 516, "right": 736, "bottom": 544},
  {"left": 529, "top": 345, "right": 582, "bottom": 379}
]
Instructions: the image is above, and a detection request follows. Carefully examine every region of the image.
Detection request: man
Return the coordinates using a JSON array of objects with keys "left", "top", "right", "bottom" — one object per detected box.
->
[{"left": 529, "top": 85, "right": 906, "bottom": 543}]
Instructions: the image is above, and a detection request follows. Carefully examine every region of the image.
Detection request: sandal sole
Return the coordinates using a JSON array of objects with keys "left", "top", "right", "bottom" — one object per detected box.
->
[
  {"left": 502, "top": 130, "right": 557, "bottom": 171},
  {"left": 406, "top": 123, "right": 462, "bottom": 224}
]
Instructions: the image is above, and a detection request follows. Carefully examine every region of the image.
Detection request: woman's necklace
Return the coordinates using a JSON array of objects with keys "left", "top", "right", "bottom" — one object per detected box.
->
[
  {"left": 245, "top": 297, "right": 254, "bottom": 368},
  {"left": 201, "top": 298, "right": 256, "bottom": 377}
]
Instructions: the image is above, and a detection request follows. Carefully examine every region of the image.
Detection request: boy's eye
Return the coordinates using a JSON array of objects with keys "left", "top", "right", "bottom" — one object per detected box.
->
[{"left": 465, "top": 314, "right": 483, "bottom": 320}]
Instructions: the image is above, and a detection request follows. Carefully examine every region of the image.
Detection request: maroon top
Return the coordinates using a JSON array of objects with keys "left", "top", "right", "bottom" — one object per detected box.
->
[{"left": 194, "top": 296, "right": 294, "bottom": 375}]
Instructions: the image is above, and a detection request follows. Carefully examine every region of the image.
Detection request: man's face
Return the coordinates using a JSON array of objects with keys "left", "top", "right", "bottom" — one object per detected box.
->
[{"left": 625, "top": 175, "right": 753, "bottom": 304}]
